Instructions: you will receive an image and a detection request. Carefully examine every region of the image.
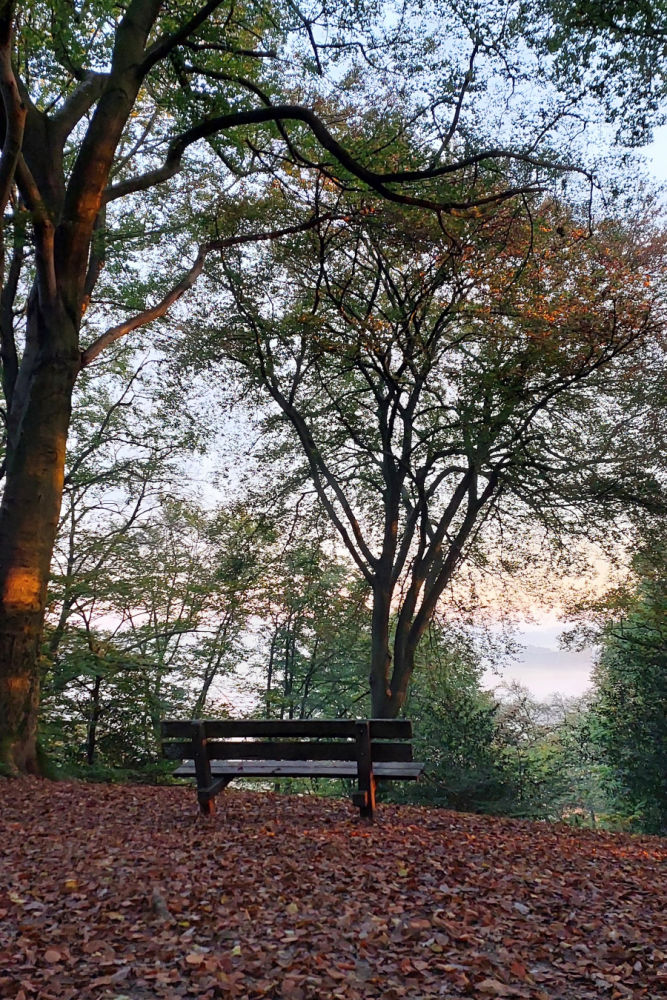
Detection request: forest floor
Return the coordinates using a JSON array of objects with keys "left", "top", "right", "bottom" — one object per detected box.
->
[{"left": 0, "top": 778, "right": 665, "bottom": 1000}]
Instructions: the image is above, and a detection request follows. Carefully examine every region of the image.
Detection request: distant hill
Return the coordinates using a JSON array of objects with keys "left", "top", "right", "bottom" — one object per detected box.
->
[{"left": 486, "top": 644, "right": 595, "bottom": 700}]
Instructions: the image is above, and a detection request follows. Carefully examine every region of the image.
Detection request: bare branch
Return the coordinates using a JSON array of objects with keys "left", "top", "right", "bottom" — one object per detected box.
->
[
  {"left": 0, "top": 6, "right": 26, "bottom": 221},
  {"left": 183, "top": 40, "right": 278, "bottom": 59},
  {"left": 286, "top": 0, "right": 323, "bottom": 75},
  {"left": 441, "top": 41, "right": 479, "bottom": 154},
  {"left": 80, "top": 212, "right": 331, "bottom": 365},
  {"left": 51, "top": 72, "right": 108, "bottom": 140},
  {"left": 263, "top": 378, "right": 378, "bottom": 579},
  {"left": 104, "top": 103, "right": 564, "bottom": 212},
  {"left": 141, "top": 0, "right": 228, "bottom": 73},
  {"left": 14, "top": 155, "right": 57, "bottom": 303},
  {"left": 64, "top": 362, "right": 150, "bottom": 485}
]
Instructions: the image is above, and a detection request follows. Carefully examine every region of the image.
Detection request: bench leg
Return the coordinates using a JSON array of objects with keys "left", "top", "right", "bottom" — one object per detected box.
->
[
  {"left": 197, "top": 776, "right": 233, "bottom": 815},
  {"left": 365, "top": 774, "right": 377, "bottom": 821},
  {"left": 193, "top": 720, "right": 214, "bottom": 816},
  {"left": 353, "top": 775, "right": 376, "bottom": 821},
  {"left": 198, "top": 794, "right": 215, "bottom": 816},
  {"left": 354, "top": 722, "right": 376, "bottom": 822}
]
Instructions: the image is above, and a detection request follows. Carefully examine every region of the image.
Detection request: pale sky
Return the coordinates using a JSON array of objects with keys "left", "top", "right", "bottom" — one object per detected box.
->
[
  {"left": 648, "top": 125, "right": 667, "bottom": 181},
  {"left": 485, "top": 613, "right": 595, "bottom": 701}
]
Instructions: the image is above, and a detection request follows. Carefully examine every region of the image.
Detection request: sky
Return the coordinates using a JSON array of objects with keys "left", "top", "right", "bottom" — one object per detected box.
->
[
  {"left": 648, "top": 124, "right": 667, "bottom": 181},
  {"left": 485, "top": 614, "right": 595, "bottom": 701}
]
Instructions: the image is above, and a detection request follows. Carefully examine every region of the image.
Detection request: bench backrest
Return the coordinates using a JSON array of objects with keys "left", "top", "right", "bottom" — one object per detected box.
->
[{"left": 162, "top": 719, "right": 414, "bottom": 763}]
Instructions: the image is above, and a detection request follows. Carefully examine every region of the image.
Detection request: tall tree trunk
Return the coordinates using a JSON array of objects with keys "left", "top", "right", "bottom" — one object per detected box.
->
[
  {"left": 384, "top": 631, "right": 418, "bottom": 719},
  {"left": 370, "top": 583, "right": 393, "bottom": 717},
  {"left": 265, "top": 631, "right": 276, "bottom": 717},
  {"left": 0, "top": 302, "right": 79, "bottom": 773},
  {"left": 384, "top": 609, "right": 431, "bottom": 718},
  {"left": 371, "top": 580, "right": 431, "bottom": 718}
]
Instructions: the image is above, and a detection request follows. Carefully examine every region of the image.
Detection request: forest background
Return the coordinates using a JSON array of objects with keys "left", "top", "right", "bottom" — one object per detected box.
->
[{"left": 0, "top": 1, "right": 665, "bottom": 834}]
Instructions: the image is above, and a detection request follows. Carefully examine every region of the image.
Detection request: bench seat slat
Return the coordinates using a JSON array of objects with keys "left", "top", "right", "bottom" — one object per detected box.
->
[
  {"left": 163, "top": 739, "right": 413, "bottom": 763},
  {"left": 373, "top": 761, "right": 423, "bottom": 778},
  {"left": 173, "top": 759, "right": 423, "bottom": 780},
  {"left": 208, "top": 740, "right": 360, "bottom": 762},
  {"left": 162, "top": 719, "right": 412, "bottom": 740}
]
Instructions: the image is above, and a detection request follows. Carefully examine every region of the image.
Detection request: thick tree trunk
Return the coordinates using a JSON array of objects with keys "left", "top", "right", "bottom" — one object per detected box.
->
[
  {"left": 384, "top": 644, "right": 416, "bottom": 719},
  {"left": 369, "top": 584, "right": 393, "bottom": 717},
  {"left": 372, "top": 644, "right": 417, "bottom": 719},
  {"left": 385, "top": 614, "right": 426, "bottom": 718},
  {"left": 0, "top": 304, "right": 79, "bottom": 773},
  {"left": 371, "top": 586, "right": 424, "bottom": 718}
]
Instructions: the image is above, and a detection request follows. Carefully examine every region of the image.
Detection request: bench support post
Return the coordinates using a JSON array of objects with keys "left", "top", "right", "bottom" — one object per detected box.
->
[
  {"left": 354, "top": 721, "right": 376, "bottom": 822},
  {"left": 192, "top": 721, "right": 215, "bottom": 815}
]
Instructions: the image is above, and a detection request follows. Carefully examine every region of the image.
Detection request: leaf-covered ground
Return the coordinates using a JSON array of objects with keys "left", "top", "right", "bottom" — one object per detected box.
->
[{"left": 0, "top": 779, "right": 665, "bottom": 1000}]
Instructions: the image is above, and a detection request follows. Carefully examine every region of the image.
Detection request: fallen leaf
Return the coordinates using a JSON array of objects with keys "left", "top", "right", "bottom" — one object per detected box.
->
[
  {"left": 0, "top": 779, "right": 664, "bottom": 1000},
  {"left": 478, "top": 978, "right": 515, "bottom": 996}
]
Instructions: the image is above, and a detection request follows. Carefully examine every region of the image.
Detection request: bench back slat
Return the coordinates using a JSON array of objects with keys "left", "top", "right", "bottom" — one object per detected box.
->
[
  {"left": 162, "top": 738, "right": 414, "bottom": 763},
  {"left": 162, "top": 718, "right": 412, "bottom": 740}
]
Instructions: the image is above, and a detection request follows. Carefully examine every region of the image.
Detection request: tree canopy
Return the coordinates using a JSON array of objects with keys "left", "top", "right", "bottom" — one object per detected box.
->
[
  {"left": 191, "top": 192, "right": 667, "bottom": 715},
  {"left": 0, "top": 0, "right": 665, "bottom": 772},
  {"left": 543, "top": 0, "right": 667, "bottom": 144}
]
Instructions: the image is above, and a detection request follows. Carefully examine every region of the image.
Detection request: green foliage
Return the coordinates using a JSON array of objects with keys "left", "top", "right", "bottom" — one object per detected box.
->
[
  {"left": 253, "top": 538, "right": 372, "bottom": 721},
  {"left": 542, "top": 0, "right": 667, "bottom": 144},
  {"left": 41, "top": 493, "right": 268, "bottom": 770},
  {"left": 589, "top": 549, "right": 667, "bottom": 833},
  {"left": 491, "top": 685, "right": 606, "bottom": 822},
  {"left": 398, "top": 628, "right": 505, "bottom": 812},
  {"left": 39, "top": 350, "right": 270, "bottom": 771}
]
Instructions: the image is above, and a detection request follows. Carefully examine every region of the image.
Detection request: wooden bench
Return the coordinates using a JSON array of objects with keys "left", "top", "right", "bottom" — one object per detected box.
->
[{"left": 161, "top": 718, "right": 424, "bottom": 821}]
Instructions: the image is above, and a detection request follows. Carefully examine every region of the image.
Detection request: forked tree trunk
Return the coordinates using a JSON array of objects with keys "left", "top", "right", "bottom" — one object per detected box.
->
[
  {"left": 370, "top": 580, "right": 433, "bottom": 718},
  {"left": 385, "top": 613, "right": 426, "bottom": 718},
  {"left": 373, "top": 640, "right": 418, "bottom": 719},
  {"left": 384, "top": 647, "right": 416, "bottom": 719},
  {"left": 0, "top": 301, "right": 79, "bottom": 773}
]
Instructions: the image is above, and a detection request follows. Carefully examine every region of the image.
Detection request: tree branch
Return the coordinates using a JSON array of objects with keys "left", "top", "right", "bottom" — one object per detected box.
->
[
  {"left": 51, "top": 72, "right": 108, "bottom": 140},
  {"left": 0, "top": 203, "right": 24, "bottom": 409},
  {"left": 104, "top": 103, "right": 557, "bottom": 212},
  {"left": 80, "top": 212, "right": 331, "bottom": 366},
  {"left": 15, "top": 155, "right": 57, "bottom": 304},
  {"left": 440, "top": 41, "right": 479, "bottom": 154},
  {"left": 0, "top": 5, "right": 26, "bottom": 221},
  {"left": 141, "top": 0, "right": 228, "bottom": 73}
]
